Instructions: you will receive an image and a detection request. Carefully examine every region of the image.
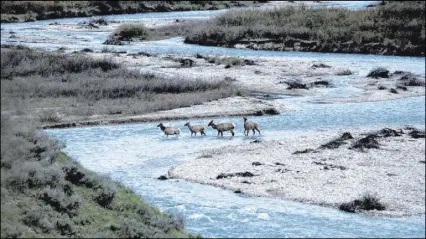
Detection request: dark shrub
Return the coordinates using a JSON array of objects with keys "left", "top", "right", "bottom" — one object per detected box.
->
[
  {"left": 118, "top": 218, "right": 155, "bottom": 238},
  {"left": 23, "top": 207, "right": 57, "bottom": 233},
  {"left": 62, "top": 163, "right": 86, "bottom": 185},
  {"left": 38, "top": 187, "right": 81, "bottom": 216},
  {"left": 56, "top": 214, "right": 76, "bottom": 236},
  {"left": 95, "top": 183, "right": 116, "bottom": 208},
  {"left": 113, "top": 23, "right": 149, "bottom": 40},
  {"left": 339, "top": 194, "right": 385, "bottom": 213},
  {"left": 6, "top": 162, "right": 64, "bottom": 192}
]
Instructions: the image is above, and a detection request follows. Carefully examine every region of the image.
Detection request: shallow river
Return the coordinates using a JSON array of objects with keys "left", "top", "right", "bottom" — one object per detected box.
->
[{"left": 3, "top": 2, "right": 425, "bottom": 238}]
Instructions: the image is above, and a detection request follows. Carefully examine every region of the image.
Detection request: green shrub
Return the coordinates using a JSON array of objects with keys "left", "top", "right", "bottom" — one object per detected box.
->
[
  {"left": 38, "top": 187, "right": 82, "bottom": 216},
  {"left": 0, "top": 223, "right": 24, "bottom": 238},
  {"left": 6, "top": 162, "right": 65, "bottom": 192},
  {"left": 23, "top": 206, "right": 58, "bottom": 233},
  {"left": 95, "top": 183, "right": 116, "bottom": 208},
  {"left": 55, "top": 214, "right": 76, "bottom": 236},
  {"left": 113, "top": 23, "right": 149, "bottom": 40},
  {"left": 118, "top": 218, "right": 156, "bottom": 238}
]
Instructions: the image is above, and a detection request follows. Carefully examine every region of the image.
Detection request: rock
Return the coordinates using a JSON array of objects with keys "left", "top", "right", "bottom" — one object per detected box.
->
[
  {"left": 276, "top": 168, "right": 291, "bottom": 173},
  {"left": 255, "top": 108, "right": 280, "bottom": 116},
  {"left": 367, "top": 67, "right": 389, "bottom": 78},
  {"left": 340, "top": 132, "right": 354, "bottom": 140},
  {"left": 311, "top": 80, "right": 329, "bottom": 87},
  {"left": 390, "top": 88, "right": 398, "bottom": 94},
  {"left": 252, "top": 161, "right": 263, "bottom": 166},
  {"left": 374, "top": 128, "right": 402, "bottom": 138},
  {"left": 217, "top": 171, "right": 255, "bottom": 179},
  {"left": 236, "top": 172, "right": 255, "bottom": 177},
  {"left": 234, "top": 190, "right": 242, "bottom": 193},
  {"left": 180, "top": 58, "right": 194, "bottom": 68},
  {"left": 293, "top": 148, "right": 317, "bottom": 154},
  {"left": 103, "top": 37, "right": 123, "bottom": 45},
  {"left": 399, "top": 74, "right": 425, "bottom": 87},
  {"left": 244, "top": 59, "right": 255, "bottom": 65},
  {"left": 311, "top": 63, "right": 331, "bottom": 69},
  {"left": 351, "top": 135, "right": 380, "bottom": 150},
  {"left": 250, "top": 139, "right": 263, "bottom": 144},
  {"left": 8, "top": 16, "right": 20, "bottom": 22},
  {"left": 396, "top": 85, "right": 408, "bottom": 91},
  {"left": 274, "top": 162, "right": 285, "bottom": 166},
  {"left": 320, "top": 132, "right": 353, "bottom": 149},
  {"left": 378, "top": 86, "right": 386, "bottom": 90},
  {"left": 81, "top": 48, "right": 93, "bottom": 52},
  {"left": 409, "top": 129, "right": 425, "bottom": 139},
  {"left": 25, "top": 17, "right": 37, "bottom": 22},
  {"left": 157, "top": 175, "right": 168, "bottom": 180},
  {"left": 132, "top": 51, "right": 152, "bottom": 57},
  {"left": 197, "top": 154, "right": 213, "bottom": 159},
  {"left": 281, "top": 80, "right": 309, "bottom": 90}
]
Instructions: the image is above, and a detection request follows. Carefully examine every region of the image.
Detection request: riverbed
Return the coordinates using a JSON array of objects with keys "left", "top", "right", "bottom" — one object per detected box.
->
[{"left": 3, "top": 1, "right": 425, "bottom": 238}]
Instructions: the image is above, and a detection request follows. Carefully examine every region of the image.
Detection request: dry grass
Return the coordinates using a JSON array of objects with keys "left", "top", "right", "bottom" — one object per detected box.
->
[
  {"left": 1, "top": 47, "right": 242, "bottom": 121},
  {"left": 184, "top": 1, "right": 425, "bottom": 56},
  {"left": 1, "top": 1, "right": 258, "bottom": 22}
]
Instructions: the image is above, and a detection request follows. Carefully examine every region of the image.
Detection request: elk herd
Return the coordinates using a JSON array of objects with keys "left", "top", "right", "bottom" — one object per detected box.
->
[{"left": 156, "top": 117, "right": 261, "bottom": 137}]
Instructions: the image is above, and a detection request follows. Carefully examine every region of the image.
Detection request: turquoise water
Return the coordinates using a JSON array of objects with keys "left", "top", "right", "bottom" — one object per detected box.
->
[{"left": 45, "top": 95, "right": 425, "bottom": 238}]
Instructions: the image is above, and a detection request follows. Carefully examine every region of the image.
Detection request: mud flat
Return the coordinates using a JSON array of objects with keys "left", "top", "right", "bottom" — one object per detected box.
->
[{"left": 169, "top": 126, "right": 426, "bottom": 217}]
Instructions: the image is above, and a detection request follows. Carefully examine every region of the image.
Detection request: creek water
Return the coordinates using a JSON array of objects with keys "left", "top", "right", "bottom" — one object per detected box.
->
[{"left": 3, "top": 1, "right": 425, "bottom": 237}]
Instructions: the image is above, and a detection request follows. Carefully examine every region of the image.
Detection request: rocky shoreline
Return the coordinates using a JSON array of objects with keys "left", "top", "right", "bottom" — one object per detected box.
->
[{"left": 169, "top": 126, "right": 426, "bottom": 217}]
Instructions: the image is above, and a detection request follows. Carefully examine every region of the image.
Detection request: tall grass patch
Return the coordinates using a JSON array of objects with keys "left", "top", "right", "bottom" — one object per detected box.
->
[
  {"left": 184, "top": 1, "right": 425, "bottom": 56},
  {"left": 1, "top": 48, "right": 241, "bottom": 120},
  {"left": 1, "top": 1, "right": 258, "bottom": 22}
]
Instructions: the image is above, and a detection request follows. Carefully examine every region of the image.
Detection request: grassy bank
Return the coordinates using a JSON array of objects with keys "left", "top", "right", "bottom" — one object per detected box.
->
[
  {"left": 0, "top": 46, "right": 244, "bottom": 237},
  {"left": 184, "top": 1, "right": 425, "bottom": 56},
  {"left": 0, "top": 116, "right": 200, "bottom": 238},
  {"left": 1, "top": 1, "right": 259, "bottom": 23},
  {"left": 1, "top": 46, "right": 241, "bottom": 124}
]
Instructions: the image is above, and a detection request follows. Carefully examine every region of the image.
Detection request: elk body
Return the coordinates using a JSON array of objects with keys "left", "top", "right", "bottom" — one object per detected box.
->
[
  {"left": 184, "top": 122, "right": 206, "bottom": 136},
  {"left": 157, "top": 123, "right": 180, "bottom": 137},
  {"left": 243, "top": 117, "right": 261, "bottom": 136},
  {"left": 208, "top": 120, "right": 235, "bottom": 136}
]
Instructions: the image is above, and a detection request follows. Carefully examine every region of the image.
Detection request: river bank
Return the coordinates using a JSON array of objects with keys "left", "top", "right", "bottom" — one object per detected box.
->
[
  {"left": 184, "top": 1, "right": 425, "bottom": 57},
  {"left": 0, "top": 1, "right": 261, "bottom": 23},
  {"left": 169, "top": 125, "right": 426, "bottom": 217},
  {"left": 38, "top": 96, "right": 280, "bottom": 129}
]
